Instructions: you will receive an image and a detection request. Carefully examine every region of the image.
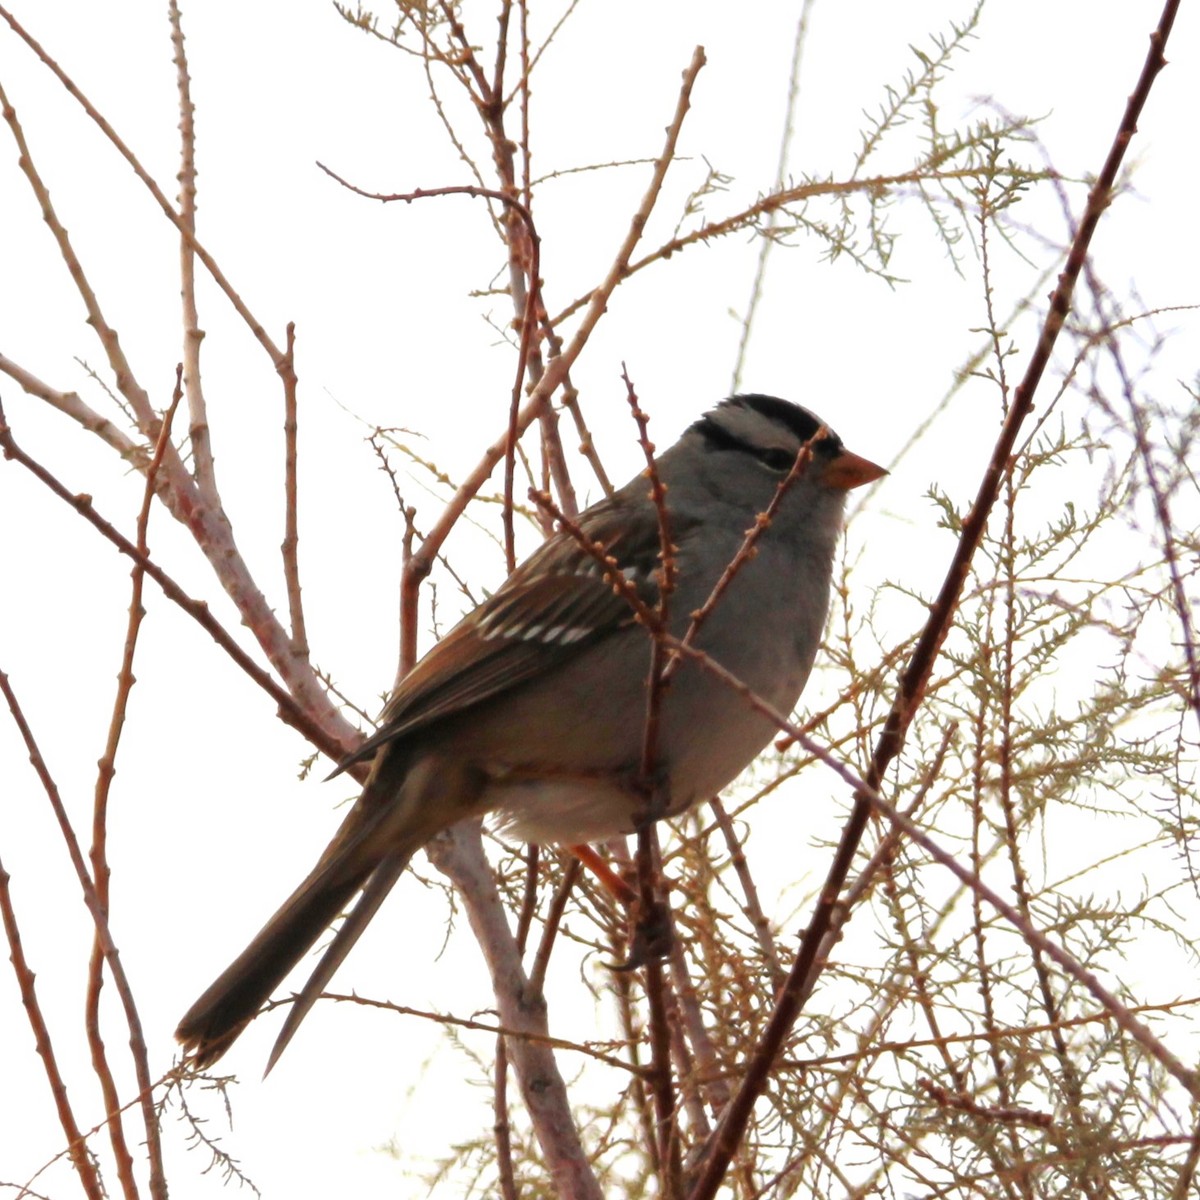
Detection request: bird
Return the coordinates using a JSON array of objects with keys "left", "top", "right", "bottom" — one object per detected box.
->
[{"left": 175, "top": 394, "right": 886, "bottom": 1069}]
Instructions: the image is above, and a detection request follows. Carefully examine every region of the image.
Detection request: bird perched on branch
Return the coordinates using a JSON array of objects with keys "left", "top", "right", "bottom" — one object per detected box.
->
[{"left": 176, "top": 393, "right": 885, "bottom": 1070}]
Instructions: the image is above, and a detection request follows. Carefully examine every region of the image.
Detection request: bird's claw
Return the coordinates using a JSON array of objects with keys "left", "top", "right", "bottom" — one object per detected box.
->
[{"left": 608, "top": 897, "right": 674, "bottom": 972}]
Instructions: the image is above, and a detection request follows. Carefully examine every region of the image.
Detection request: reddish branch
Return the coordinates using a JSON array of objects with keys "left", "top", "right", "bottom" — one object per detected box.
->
[
  {"left": 618, "top": 370, "right": 684, "bottom": 1194},
  {"left": 83, "top": 381, "right": 183, "bottom": 1200},
  {"left": 0, "top": 774, "right": 104, "bottom": 1199}
]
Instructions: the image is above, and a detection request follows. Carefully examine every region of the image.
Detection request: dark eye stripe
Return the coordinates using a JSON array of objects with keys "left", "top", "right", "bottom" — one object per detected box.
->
[{"left": 758, "top": 447, "right": 797, "bottom": 472}]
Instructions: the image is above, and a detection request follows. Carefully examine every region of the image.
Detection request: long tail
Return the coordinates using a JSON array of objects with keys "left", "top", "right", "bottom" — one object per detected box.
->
[
  {"left": 175, "top": 809, "right": 419, "bottom": 1069},
  {"left": 177, "top": 750, "right": 481, "bottom": 1068},
  {"left": 264, "top": 852, "right": 407, "bottom": 1072}
]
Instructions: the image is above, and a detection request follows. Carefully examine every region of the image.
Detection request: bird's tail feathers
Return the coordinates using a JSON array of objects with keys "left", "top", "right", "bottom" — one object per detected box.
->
[
  {"left": 264, "top": 852, "right": 408, "bottom": 1073},
  {"left": 175, "top": 824, "right": 418, "bottom": 1069}
]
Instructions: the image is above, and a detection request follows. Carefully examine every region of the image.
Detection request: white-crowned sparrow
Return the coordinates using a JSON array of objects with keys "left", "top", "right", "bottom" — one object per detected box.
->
[{"left": 176, "top": 394, "right": 885, "bottom": 1067}]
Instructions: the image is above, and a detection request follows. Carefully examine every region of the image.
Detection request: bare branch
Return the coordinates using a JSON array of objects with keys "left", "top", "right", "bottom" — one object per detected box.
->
[
  {"left": 426, "top": 823, "right": 605, "bottom": 1200},
  {"left": 281, "top": 322, "right": 309, "bottom": 658},
  {"left": 84, "top": 375, "right": 183, "bottom": 1200},
  {"left": 0, "top": 764, "right": 104, "bottom": 1199}
]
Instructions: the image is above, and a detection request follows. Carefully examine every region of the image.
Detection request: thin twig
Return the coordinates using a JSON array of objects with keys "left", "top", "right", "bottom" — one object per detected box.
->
[
  {"left": 169, "top": 0, "right": 213, "bottom": 508},
  {"left": 708, "top": 800, "right": 784, "bottom": 992},
  {"left": 550, "top": 166, "right": 1038, "bottom": 330},
  {"left": 0, "top": 787, "right": 104, "bottom": 1199},
  {"left": 84, "top": 376, "right": 183, "bottom": 1200},
  {"left": 620, "top": 371, "right": 683, "bottom": 1195},
  {"left": 281, "top": 321, "right": 309, "bottom": 657},
  {"left": 731, "top": 0, "right": 816, "bottom": 391},
  {"left": 664, "top": 429, "right": 821, "bottom": 688},
  {"left": 527, "top": 856, "right": 580, "bottom": 1000}
]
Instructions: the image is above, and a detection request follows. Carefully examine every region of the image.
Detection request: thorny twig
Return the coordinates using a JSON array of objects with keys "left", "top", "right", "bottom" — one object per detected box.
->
[{"left": 689, "top": 8, "right": 1183, "bottom": 1195}]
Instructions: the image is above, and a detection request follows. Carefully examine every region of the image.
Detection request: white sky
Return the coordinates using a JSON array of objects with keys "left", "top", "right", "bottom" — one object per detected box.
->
[{"left": 1, "top": 1, "right": 1197, "bottom": 1196}]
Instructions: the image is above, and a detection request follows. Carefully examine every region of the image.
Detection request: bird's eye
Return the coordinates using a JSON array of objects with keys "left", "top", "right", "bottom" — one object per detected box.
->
[{"left": 757, "top": 447, "right": 797, "bottom": 473}]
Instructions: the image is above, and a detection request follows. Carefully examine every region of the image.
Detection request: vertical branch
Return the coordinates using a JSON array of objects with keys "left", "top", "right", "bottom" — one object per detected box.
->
[
  {"left": 397, "top": 501, "right": 420, "bottom": 679},
  {"left": 436, "top": 1, "right": 552, "bottom": 567},
  {"left": 622, "top": 371, "right": 683, "bottom": 1196},
  {"left": 515, "top": 0, "right": 530, "bottom": 211},
  {"left": 426, "top": 824, "right": 604, "bottom": 1200},
  {"left": 665, "top": 934, "right": 722, "bottom": 1124},
  {"left": 169, "top": 0, "right": 213, "bottom": 505},
  {"left": 507, "top": 0, "right": 582, "bottom": 526},
  {"left": 309, "top": 179, "right": 544, "bottom": 660},
  {"left": 634, "top": 836, "right": 682, "bottom": 1198},
  {"left": 968, "top": 183, "right": 1038, "bottom": 1196},
  {"left": 730, "top": 0, "right": 817, "bottom": 390},
  {"left": 84, "top": 376, "right": 183, "bottom": 1200},
  {"left": 494, "top": 842, "right": 540, "bottom": 1200},
  {"left": 281, "top": 321, "right": 309, "bottom": 657},
  {"left": 609, "top": 958, "right": 658, "bottom": 1177},
  {"left": 527, "top": 856, "right": 581, "bottom": 998},
  {"left": 1172, "top": 1120, "right": 1200, "bottom": 1200},
  {"left": 1111, "top": 348, "right": 1200, "bottom": 732},
  {"left": 624, "top": 369, "right": 677, "bottom": 792}
]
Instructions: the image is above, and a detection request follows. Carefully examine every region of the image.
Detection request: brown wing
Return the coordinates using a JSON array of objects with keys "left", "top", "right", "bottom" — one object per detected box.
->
[{"left": 332, "top": 496, "right": 670, "bottom": 776}]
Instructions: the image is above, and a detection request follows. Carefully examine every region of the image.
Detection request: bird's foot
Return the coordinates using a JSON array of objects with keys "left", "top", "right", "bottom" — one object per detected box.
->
[{"left": 609, "top": 895, "right": 674, "bottom": 972}]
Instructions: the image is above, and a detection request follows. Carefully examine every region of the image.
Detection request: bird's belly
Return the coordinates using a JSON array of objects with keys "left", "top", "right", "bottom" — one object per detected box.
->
[
  {"left": 488, "top": 774, "right": 646, "bottom": 844},
  {"left": 483, "top": 672, "right": 790, "bottom": 845}
]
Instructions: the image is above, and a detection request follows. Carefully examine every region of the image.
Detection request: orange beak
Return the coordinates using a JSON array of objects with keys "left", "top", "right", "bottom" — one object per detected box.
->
[{"left": 823, "top": 448, "right": 888, "bottom": 490}]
